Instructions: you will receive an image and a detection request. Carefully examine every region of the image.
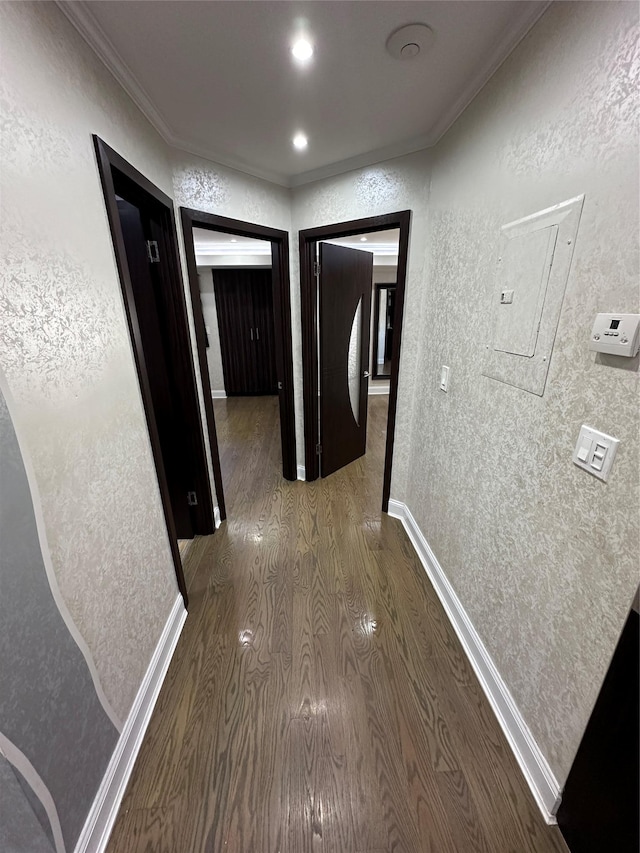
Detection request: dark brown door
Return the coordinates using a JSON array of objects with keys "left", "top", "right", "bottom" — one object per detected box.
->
[
  {"left": 557, "top": 607, "right": 639, "bottom": 853},
  {"left": 214, "top": 269, "right": 277, "bottom": 395},
  {"left": 116, "top": 191, "right": 196, "bottom": 539},
  {"left": 252, "top": 274, "right": 278, "bottom": 393},
  {"left": 319, "top": 242, "right": 373, "bottom": 476}
]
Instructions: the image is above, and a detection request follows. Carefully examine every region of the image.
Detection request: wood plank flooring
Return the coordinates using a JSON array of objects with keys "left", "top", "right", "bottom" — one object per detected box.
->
[{"left": 108, "top": 395, "right": 568, "bottom": 853}]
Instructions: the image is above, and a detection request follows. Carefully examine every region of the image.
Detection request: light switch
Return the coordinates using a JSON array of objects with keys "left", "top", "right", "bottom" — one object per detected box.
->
[
  {"left": 439, "top": 365, "right": 450, "bottom": 392},
  {"left": 576, "top": 437, "right": 592, "bottom": 463},
  {"left": 572, "top": 425, "right": 619, "bottom": 482}
]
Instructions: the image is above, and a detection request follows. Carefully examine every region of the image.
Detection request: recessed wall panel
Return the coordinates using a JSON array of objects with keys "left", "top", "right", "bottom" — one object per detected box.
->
[
  {"left": 482, "top": 195, "right": 585, "bottom": 396},
  {"left": 493, "top": 225, "right": 557, "bottom": 357}
]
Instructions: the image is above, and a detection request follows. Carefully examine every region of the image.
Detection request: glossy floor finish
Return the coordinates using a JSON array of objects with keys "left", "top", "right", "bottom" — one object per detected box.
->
[{"left": 108, "top": 395, "right": 568, "bottom": 853}]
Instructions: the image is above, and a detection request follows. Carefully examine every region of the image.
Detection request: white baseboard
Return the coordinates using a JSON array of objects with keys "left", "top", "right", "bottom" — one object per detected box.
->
[
  {"left": 74, "top": 595, "right": 188, "bottom": 853},
  {"left": 368, "top": 384, "right": 390, "bottom": 395},
  {"left": 387, "top": 499, "right": 562, "bottom": 824},
  {"left": 297, "top": 465, "right": 306, "bottom": 481},
  {"left": 211, "top": 390, "right": 226, "bottom": 399},
  {"left": 214, "top": 505, "right": 222, "bottom": 528}
]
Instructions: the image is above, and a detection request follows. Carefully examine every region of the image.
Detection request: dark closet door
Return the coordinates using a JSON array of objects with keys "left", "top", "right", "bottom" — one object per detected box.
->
[
  {"left": 252, "top": 272, "right": 278, "bottom": 394},
  {"left": 557, "top": 607, "right": 639, "bottom": 853},
  {"left": 214, "top": 269, "right": 277, "bottom": 395},
  {"left": 214, "top": 270, "right": 256, "bottom": 394}
]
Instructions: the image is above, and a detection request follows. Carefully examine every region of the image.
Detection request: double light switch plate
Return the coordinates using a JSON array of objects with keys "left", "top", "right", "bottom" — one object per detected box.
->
[{"left": 573, "top": 425, "right": 619, "bottom": 482}]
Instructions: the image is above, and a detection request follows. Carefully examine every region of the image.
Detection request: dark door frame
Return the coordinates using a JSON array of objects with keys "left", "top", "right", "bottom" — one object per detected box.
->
[
  {"left": 299, "top": 210, "right": 411, "bottom": 512},
  {"left": 372, "top": 281, "right": 396, "bottom": 380},
  {"left": 94, "top": 136, "right": 214, "bottom": 607},
  {"left": 180, "top": 210, "right": 297, "bottom": 513}
]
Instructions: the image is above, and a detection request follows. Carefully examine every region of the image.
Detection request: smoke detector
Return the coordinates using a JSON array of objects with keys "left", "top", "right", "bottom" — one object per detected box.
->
[{"left": 386, "top": 23, "right": 435, "bottom": 60}]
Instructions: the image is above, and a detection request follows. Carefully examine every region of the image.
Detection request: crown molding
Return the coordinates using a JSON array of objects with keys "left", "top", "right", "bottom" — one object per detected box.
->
[
  {"left": 287, "top": 133, "right": 433, "bottom": 189},
  {"left": 167, "top": 134, "right": 291, "bottom": 188},
  {"left": 56, "top": 0, "right": 294, "bottom": 187},
  {"left": 194, "top": 246, "right": 272, "bottom": 256},
  {"left": 56, "top": 0, "right": 551, "bottom": 192},
  {"left": 426, "top": 0, "right": 552, "bottom": 147},
  {"left": 56, "top": 1, "right": 175, "bottom": 142}
]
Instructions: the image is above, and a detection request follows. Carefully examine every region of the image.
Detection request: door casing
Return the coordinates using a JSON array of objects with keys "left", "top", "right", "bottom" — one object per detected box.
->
[
  {"left": 94, "top": 137, "right": 219, "bottom": 607},
  {"left": 180, "top": 209, "right": 297, "bottom": 511},
  {"left": 299, "top": 211, "right": 411, "bottom": 511}
]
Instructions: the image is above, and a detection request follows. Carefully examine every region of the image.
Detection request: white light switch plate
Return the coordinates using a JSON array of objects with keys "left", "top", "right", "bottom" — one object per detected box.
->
[
  {"left": 572, "top": 425, "right": 619, "bottom": 482},
  {"left": 440, "top": 365, "right": 449, "bottom": 392}
]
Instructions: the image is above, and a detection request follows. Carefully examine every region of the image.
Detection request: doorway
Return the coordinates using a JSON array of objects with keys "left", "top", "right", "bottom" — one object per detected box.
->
[
  {"left": 94, "top": 137, "right": 217, "bottom": 606},
  {"left": 180, "top": 209, "right": 296, "bottom": 520},
  {"left": 299, "top": 211, "right": 411, "bottom": 511}
]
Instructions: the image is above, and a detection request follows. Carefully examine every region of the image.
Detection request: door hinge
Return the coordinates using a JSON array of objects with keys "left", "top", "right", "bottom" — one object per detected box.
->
[
  {"left": 187, "top": 491, "right": 198, "bottom": 506},
  {"left": 316, "top": 443, "right": 322, "bottom": 455},
  {"left": 313, "top": 261, "right": 320, "bottom": 277},
  {"left": 146, "top": 240, "right": 160, "bottom": 263}
]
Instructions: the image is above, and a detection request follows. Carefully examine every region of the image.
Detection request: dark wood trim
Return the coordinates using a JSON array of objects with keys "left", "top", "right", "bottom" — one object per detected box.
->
[
  {"left": 299, "top": 210, "right": 411, "bottom": 511},
  {"left": 179, "top": 212, "right": 226, "bottom": 519},
  {"left": 271, "top": 232, "right": 297, "bottom": 481},
  {"left": 299, "top": 233, "right": 319, "bottom": 482},
  {"left": 180, "top": 209, "right": 297, "bottom": 505},
  {"left": 372, "top": 282, "right": 396, "bottom": 380},
  {"left": 93, "top": 135, "right": 192, "bottom": 607}
]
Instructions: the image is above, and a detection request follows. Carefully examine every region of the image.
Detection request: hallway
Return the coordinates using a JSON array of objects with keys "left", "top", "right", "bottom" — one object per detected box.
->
[{"left": 108, "top": 396, "right": 567, "bottom": 852}]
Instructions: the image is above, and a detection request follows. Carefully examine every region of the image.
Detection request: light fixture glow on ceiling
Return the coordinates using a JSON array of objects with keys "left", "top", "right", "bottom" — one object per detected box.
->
[
  {"left": 293, "top": 133, "right": 308, "bottom": 151},
  {"left": 360, "top": 237, "right": 368, "bottom": 242},
  {"left": 230, "top": 238, "right": 237, "bottom": 242},
  {"left": 291, "top": 38, "right": 314, "bottom": 61}
]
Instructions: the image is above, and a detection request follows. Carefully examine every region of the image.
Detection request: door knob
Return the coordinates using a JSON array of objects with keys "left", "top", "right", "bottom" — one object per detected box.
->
[{"left": 363, "top": 370, "right": 370, "bottom": 377}]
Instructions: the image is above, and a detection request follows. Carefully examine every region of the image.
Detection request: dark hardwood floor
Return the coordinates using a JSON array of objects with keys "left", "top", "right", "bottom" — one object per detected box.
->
[{"left": 108, "top": 395, "right": 568, "bottom": 853}]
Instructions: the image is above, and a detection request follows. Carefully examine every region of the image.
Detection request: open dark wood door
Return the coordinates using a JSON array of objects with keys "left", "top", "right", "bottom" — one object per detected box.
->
[{"left": 319, "top": 242, "right": 373, "bottom": 476}]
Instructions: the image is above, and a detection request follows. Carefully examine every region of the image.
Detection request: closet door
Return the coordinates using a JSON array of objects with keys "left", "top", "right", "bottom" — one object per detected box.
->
[
  {"left": 213, "top": 271, "right": 255, "bottom": 395},
  {"left": 252, "top": 271, "right": 278, "bottom": 394},
  {"left": 213, "top": 269, "right": 278, "bottom": 395}
]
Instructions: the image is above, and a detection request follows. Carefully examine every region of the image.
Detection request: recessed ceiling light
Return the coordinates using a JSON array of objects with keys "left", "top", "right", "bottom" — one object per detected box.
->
[
  {"left": 291, "top": 39, "right": 314, "bottom": 61},
  {"left": 230, "top": 238, "right": 237, "bottom": 243},
  {"left": 360, "top": 237, "right": 368, "bottom": 242},
  {"left": 293, "top": 133, "right": 308, "bottom": 151}
]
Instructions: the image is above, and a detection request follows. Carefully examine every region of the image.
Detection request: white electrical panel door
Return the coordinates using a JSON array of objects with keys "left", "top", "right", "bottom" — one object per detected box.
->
[
  {"left": 493, "top": 225, "right": 558, "bottom": 357},
  {"left": 482, "top": 194, "right": 585, "bottom": 397}
]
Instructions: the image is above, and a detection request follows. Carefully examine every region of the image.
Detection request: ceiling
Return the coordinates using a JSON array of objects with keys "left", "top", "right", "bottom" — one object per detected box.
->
[
  {"left": 193, "top": 228, "right": 271, "bottom": 255},
  {"left": 325, "top": 228, "right": 400, "bottom": 257},
  {"left": 61, "top": 1, "right": 548, "bottom": 187},
  {"left": 193, "top": 227, "right": 399, "bottom": 260}
]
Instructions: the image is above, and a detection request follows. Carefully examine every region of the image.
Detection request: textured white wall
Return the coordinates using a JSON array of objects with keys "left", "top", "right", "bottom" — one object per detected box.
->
[
  {"left": 403, "top": 1, "right": 639, "bottom": 783},
  {"left": 2, "top": 0, "right": 637, "bottom": 803},
  {"left": 291, "top": 150, "right": 432, "bottom": 486},
  {"left": 197, "top": 271, "right": 226, "bottom": 394},
  {"left": 0, "top": 1, "right": 177, "bottom": 722}
]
